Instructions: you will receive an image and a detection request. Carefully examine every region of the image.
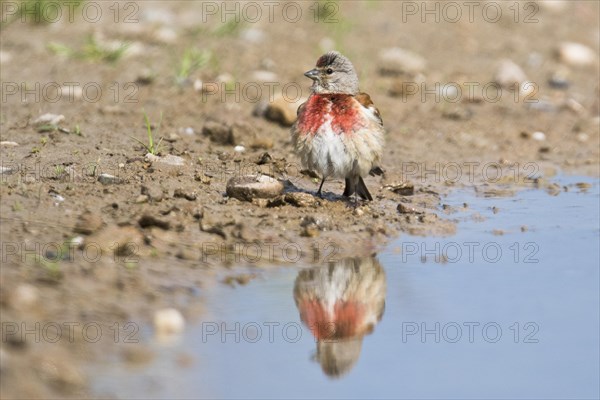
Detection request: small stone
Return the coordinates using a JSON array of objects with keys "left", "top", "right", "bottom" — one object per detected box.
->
[
  {"left": 385, "top": 182, "right": 415, "bottom": 195},
  {"left": 154, "top": 308, "right": 185, "bottom": 336},
  {"left": 11, "top": 284, "right": 39, "bottom": 309},
  {"left": 0, "top": 166, "right": 14, "bottom": 175},
  {"left": 226, "top": 175, "right": 284, "bottom": 201},
  {"left": 264, "top": 95, "right": 305, "bottom": 126},
  {"left": 0, "top": 141, "right": 18, "bottom": 147},
  {"left": 193, "top": 79, "right": 203, "bottom": 92},
  {"left": 155, "top": 27, "right": 177, "bottom": 44},
  {"left": 284, "top": 192, "right": 317, "bottom": 207},
  {"left": 240, "top": 27, "right": 265, "bottom": 43},
  {"left": 378, "top": 47, "right": 426, "bottom": 75},
  {"left": 576, "top": 133, "right": 589, "bottom": 142},
  {"left": 202, "top": 120, "right": 233, "bottom": 145},
  {"left": 74, "top": 211, "right": 104, "bottom": 234},
  {"left": 557, "top": 42, "right": 596, "bottom": 67},
  {"left": 234, "top": 145, "right": 245, "bottom": 153},
  {"left": 495, "top": 59, "right": 527, "bottom": 88},
  {"left": 98, "top": 173, "right": 123, "bottom": 185},
  {"left": 319, "top": 37, "right": 336, "bottom": 52},
  {"left": 532, "top": 131, "right": 546, "bottom": 141},
  {"left": 139, "top": 214, "right": 170, "bottom": 230},
  {"left": 251, "top": 70, "right": 278, "bottom": 81},
  {"left": 33, "top": 113, "right": 64, "bottom": 126},
  {"left": 141, "top": 185, "right": 164, "bottom": 202},
  {"left": 251, "top": 136, "right": 273, "bottom": 150},
  {"left": 397, "top": 203, "right": 425, "bottom": 214},
  {"left": 548, "top": 69, "right": 570, "bottom": 89},
  {"left": 146, "top": 153, "right": 185, "bottom": 167},
  {"left": 174, "top": 188, "right": 197, "bottom": 201},
  {"left": 135, "top": 194, "right": 149, "bottom": 203}
]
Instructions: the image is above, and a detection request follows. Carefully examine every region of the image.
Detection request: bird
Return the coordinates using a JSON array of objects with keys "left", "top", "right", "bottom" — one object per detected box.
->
[{"left": 291, "top": 51, "right": 385, "bottom": 201}]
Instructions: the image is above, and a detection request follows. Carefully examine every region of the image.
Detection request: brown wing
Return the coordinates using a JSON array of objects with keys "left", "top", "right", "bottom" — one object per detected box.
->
[{"left": 355, "top": 92, "right": 383, "bottom": 126}]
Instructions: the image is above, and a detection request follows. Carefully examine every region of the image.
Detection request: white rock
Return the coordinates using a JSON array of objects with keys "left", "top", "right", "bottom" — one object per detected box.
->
[
  {"left": 495, "top": 59, "right": 527, "bottom": 88},
  {"left": 532, "top": 131, "right": 546, "bottom": 141},
  {"left": 234, "top": 145, "right": 245, "bottom": 153},
  {"left": 154, "top": 308, "right": 185, "bottom": 336},
  {"left": 155, "top": 27, "right": 177, "bottom": 44},
  {"left": 146, "top": 153, "right": 185, "bottom": 167},
  {"left": 226, "top": 174, "right": 284, "bottom": 201},
  {"left": 251, "top": 70, "right": 278, "bottom": 82},
  {"left": 538, "top": 0, "right": 568, "bottom": 12},
  {"left": 576, "top": 133, "right": 589, "bottom": 142},
  {"left": 193, "top": 79, "right": 203, "bottom": 92},
  {"left": 61, "top": 85, "right": 83, "bottom": 100},
  {"left": 519, "top": 81, "right": 537, "bottom": 98},
  {"left": 319, "top": 37, "right": 336, "bottom": 53},
  {"left": 0, "top": 51, "right": 12, "bottom": 65},
  {"left": 12, "top": 284, "right": 39, "bottom": 308},
  {"left": 98, "top": 173, "right": 123, "bottom": 184},
  {"left": 34, "top": 113, "right": 64, "bottom": 125},
  {"left": 557, "top": 42, "right": 596, "bottom": 67},
  {"left": 379, "top": 47, "right": 426, "bottom": 75},
  {"left": 240, "top": 28, "right": 265, "bottom": 43},
  {"left": 0, "top": 141, "right": 19, "bottom": 147}
]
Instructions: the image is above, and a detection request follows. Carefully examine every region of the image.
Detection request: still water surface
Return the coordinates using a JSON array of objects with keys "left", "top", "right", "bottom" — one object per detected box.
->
[{"left": 93, "top": 176, "right": 599, "bottom": 399}]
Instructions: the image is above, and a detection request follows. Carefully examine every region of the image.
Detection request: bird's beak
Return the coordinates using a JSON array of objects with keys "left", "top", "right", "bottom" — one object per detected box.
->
[{"left": 304, "top": 68, "right": 319, "bottom": 81}]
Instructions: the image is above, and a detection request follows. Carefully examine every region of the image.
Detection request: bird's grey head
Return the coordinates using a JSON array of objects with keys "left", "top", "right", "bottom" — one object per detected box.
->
[{"left": 304, "top": 51, "right": 360, "bottom": 95}]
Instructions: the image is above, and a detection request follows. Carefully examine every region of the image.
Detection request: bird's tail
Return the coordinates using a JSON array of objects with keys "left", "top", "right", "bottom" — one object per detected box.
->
[{"left": 344, "top": 177, "right": 373, "bottom": 201}]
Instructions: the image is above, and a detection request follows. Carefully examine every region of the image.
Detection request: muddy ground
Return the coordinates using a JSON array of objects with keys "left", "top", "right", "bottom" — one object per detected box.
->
[{"left": 0, "top": 1, "right": 599, "bottom": 398}]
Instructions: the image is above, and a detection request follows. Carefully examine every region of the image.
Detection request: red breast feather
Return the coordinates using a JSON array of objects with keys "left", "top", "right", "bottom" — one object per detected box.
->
[{"left": 297, "top": 94, "right": 365, "bottom": 135}]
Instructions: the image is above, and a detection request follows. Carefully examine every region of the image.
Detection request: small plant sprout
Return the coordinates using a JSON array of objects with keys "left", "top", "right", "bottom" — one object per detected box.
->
[
  {"left": 131, "top": 111, "right": 164, "bottom": 155},
  {"left": 175, "top": 48, "right": 211, "bottom": 86}
]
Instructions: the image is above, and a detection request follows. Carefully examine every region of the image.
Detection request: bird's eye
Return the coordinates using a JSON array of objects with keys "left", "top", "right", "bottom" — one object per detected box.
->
[{"left": 326, "top": 68, "right": 333, "bottom": 74}]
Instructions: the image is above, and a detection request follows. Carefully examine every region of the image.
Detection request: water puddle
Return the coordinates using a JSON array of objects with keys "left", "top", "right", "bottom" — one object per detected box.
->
[{"left": 92, "top": 176, "right": 599, "bottom": 399}]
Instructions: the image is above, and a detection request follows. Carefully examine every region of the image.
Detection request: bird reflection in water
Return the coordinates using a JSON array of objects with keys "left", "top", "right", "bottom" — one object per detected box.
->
[{"left": 293, "top": 257, "right": 386, "bottom": 378}]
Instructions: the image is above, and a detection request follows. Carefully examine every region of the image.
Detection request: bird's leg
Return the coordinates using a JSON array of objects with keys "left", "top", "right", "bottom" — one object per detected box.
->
[{"left": 316, "top": 176, "right": 326, "bottom": 198}]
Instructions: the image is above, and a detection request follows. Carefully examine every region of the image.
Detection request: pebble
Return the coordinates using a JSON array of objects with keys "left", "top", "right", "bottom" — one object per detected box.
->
[
  {"left": 33, "top": 113, "right": 64, "bottom": 126},
  {"left": 0, "top": 141, "right": 18, "bottom": 147},
  {"left": 532, "top": 131, "right": 546, "bottom": 141},
  {"left": 576, "top": 133, "right": 589, "bottom": 142},
  {"left": 385, "top": 182, "right": 415, "bottom": 195},
  {"left": 141, "top": 185, "right": 164, "bottom": 202},
  {"left": 155, "top": 27, "right": 177, "bottom": 44},
  {"left": 494, "top": 59, "right": 527, "bottom": 88},
  {"left": 397, "top": 203, "right": 425, "bottom": 214},
  {"left": 11, "top": 284, "right": 39, "bottom": 309},
  {"left": 74, "top": 211, "right": 104, "bottom": 234},
  {"left": 234, "top": 145, "right": 245, "bottom": 153},
  {"left": 146, "top": 153, "right": 185, "bottom": 167},
  {"left": 251, "top": 70, "right": 278, "bottom": 81},
  {"left": 0, "top": 166, "right": 13, "bottom": 175},
  {"left": 193, "top": 79, "right": 203, "bottom": 92},
  {"left": 202, "top": 120, "right": 234, "bottom": 145},
  {"left": 240, "top": 28, "right": 265, "bottom": 43},
  {"left": 378, "top": 47, "right": 426, "bottom": 75},
  {"left": 557, "top": 42, "right": 596, "bottom": 67},
  {"left": 173, "top": 188, "right": 197, "bottom": 201},
  {"left": 154, "top": 308, "right": 185, "bottom": 336},
  {"left": 139, "top": 214, "right": 171, "bottom": 230},
  {"left": 284, "top": 192, "right": 317, "bottom": 207},
  {"left": 319, "top": 37, "right": 336, "bottom": 52},
  {"left": 263, "top": 95, "right": 305, "bottom": 126},
  {"left": 548, "top": 69, "right": 570, "bottom": 89},
  {"left": 0, "top": 50, "right": 12, "bottom": 64},
  {"left": 98, "top": 173, "right": 123, "bottom": 185},
  {"left": 226, "top": 175, "right": 284, "bottom": 201},
  {"left": 135, "top": 194, "right": 149, "bottom": 203}
]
